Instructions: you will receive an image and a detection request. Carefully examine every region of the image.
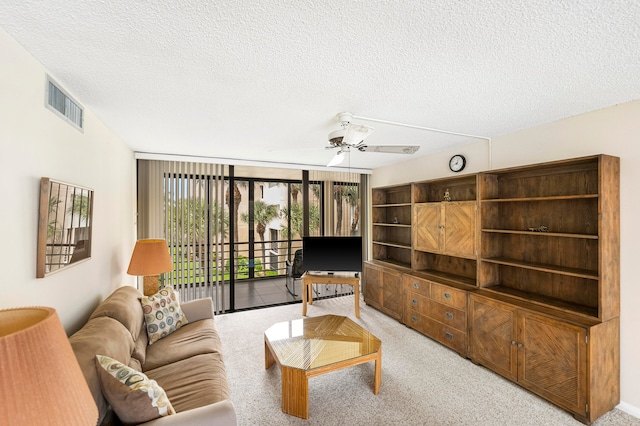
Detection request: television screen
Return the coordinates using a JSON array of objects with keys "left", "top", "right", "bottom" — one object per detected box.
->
[{"left": 302, "top": 236, "right": 363, "bottom": 273}]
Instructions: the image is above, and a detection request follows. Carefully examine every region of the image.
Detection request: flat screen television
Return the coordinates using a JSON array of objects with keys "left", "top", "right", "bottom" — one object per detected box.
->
[{"left": 302, "top": 236, "right": 363, "bottom": 274}]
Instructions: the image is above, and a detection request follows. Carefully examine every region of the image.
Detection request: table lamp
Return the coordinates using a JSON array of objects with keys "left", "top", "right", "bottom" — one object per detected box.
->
[
  {"left": 0, "top": 307, "right": 98, "bottom": 425},
  {"left": 127, "top": 239, "right": 174, "bottom": 296}
]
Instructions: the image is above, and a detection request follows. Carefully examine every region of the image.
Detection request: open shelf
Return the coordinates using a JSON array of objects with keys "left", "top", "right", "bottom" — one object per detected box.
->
[
  {"left": 481, "top": 194, "right": 598, "bottom": 203},
  {"left": 479, "top": 285, "right": 598, "bottom": 319},
  {"left": 482, "top": 229, "right": 598, "bottom": 240},
  {"left": 372, "top": 241, "right": 412, "bottom": 250},
  {"left": 481, "top": 256, "right": 598, "bottom": 279}
]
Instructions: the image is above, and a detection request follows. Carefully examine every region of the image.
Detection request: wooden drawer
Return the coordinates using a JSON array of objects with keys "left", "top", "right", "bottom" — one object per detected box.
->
[
  {"left": 402, "top": 275, "right": 431, "bottom": 297},
  {"left": 406, "top": 310, "right": 466, "bottom": 355},
  {"left": 430, "top": 282, "right": 467, "bottom": 310},
  {"left": 405, "top": 292, "right": 466, "bottom": 331}
]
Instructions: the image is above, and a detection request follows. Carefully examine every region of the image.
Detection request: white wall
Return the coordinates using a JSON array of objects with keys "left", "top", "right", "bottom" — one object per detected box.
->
[
  {"left": 0, "top": 28, "right": 136, "bottom": 334},
  {"left": 372, "top": 99, "right": 640, "bottom": 416}
]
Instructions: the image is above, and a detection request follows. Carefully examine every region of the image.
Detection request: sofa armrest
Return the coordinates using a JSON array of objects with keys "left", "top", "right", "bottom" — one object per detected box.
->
[
  {"left": 180, "top": 298, "right": 215, "bottom": 322},
  {"left": 139, "top": 400, "right": 237, "bottom": 426}
]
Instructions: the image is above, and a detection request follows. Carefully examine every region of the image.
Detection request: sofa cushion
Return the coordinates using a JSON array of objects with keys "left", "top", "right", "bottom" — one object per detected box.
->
[
  {"left": 145, "top": 352, "right": 229, "bottom": 413},
  {"left": 140, "top": 287, "right": 188, "bottom": 345},
  {"left": 96, "top": 355, "right": 175, "bottom": 425},
  {"left": 90, "top": 286, "right": 145, "bottom": 341},
  {"left": 143, "top": 318, "right": 222, "bottom": 370},
  {"left": 69, "top": 316, "right": 135, "bottom": 424},
  {"left": 131, "top": 321, "right": 148, "bottom": 366}
]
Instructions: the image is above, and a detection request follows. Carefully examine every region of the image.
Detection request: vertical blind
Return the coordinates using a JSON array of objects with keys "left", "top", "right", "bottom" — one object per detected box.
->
[{"left": 137, "top": 160, "right": 228, "bottom": 311}]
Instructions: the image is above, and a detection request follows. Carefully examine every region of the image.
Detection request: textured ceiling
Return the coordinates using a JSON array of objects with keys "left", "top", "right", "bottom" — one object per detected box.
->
[{"left": 1, "top": 1, "right": 639, "bottom": 170}]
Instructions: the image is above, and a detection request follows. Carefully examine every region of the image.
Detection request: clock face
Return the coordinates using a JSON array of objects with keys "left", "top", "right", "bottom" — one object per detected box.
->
[{"left": 449, "top": 155, "right": 466, "bottom": 172}]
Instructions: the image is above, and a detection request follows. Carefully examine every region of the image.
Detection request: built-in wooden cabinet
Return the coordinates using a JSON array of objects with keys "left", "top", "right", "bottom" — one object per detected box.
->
[
  {"left": 363, "top": 154, "right": 620, "bottom": 423},
  {"left": 468, "top": 293, "right": 619, "bottom": 423},
  {"left": 363, "top": 262, "right": 403, "bottom": 320},
  {"left": 404, "top": 274, "right": 468, "bottom": 356},
  {"left": 413, "top": 201, "right": 476, "bottom": 258}
]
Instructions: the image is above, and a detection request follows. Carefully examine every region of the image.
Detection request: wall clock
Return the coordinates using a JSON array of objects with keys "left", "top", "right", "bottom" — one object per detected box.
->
[{"left": 449, "top": 154, "right": 466, "bottom": 172}]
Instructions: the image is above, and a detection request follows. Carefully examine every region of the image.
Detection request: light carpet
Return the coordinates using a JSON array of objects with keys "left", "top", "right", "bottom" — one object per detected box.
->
[{"left": 214, "top": 295, "right": 638, "bottom": 426}]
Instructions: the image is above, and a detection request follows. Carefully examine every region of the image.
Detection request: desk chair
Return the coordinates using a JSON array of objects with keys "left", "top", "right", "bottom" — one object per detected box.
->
[{"left": 285, "top": 249, "right": 304, "bottom": 297}]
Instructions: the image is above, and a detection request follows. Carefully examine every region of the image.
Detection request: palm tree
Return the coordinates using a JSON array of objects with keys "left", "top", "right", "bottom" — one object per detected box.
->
[
  {"left": 290, "top": 183, "right": 301, "bottom": 203},
  {"left": 281, "top": 202, "right": 320, "bottom": 239},
  {"left": 225, "top": 180, "right": 247, "bottom": 279},
  {"left": 334, "top": 184, "right": 345, "bottom": 235},
  {"left": 343, "top": 185, "right": 359, "bottom": 235},
  {"left": 241, "top": 200, "right": 280, "bottom": 276},
  {"left": 334, "top": 183, "right": 359, "bottom": 235}
]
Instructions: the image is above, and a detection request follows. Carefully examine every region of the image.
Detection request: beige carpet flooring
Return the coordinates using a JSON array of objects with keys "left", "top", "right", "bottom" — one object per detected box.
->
[{"left": 214, "top": 294, "right": 639, "bottom": 426}]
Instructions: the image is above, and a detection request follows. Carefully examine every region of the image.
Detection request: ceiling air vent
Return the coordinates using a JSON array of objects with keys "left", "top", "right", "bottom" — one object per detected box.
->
[{"left": 45, "top": 75, "right": 83, "bottom": 131}]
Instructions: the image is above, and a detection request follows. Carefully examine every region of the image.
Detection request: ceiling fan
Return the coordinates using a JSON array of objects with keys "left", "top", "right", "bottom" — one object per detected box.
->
[{"left": 326, "top": 112, "right": 420, "bottom": 167}]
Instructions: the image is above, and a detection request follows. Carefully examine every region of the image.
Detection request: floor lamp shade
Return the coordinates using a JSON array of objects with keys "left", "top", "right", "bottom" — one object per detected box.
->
[
  {"left": 0, "top": 307, "right": 98, "bottom": 425},
  {"left": 127, "top": 239, "right": 174, "bottom": 296}
]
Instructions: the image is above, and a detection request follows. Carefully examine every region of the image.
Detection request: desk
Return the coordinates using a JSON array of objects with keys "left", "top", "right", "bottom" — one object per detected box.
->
[{"left": 301, "top": 272, "right": 360, "bottom": 318}]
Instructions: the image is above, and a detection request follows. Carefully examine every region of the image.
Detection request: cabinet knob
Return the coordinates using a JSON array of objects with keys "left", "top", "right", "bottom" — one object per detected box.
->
[
  {"left": 412, "top": 299, "right": 418, "bottom": 305},
  {"left": 445, "top": 312, "right": 454, "bottom": 320},
  {"left": 411, "top": 316, "right": 418, "bottom": 322},
  {"left": 511, "top": 341, "right": 516, "bottom": 345},
  {"left": 413, "top": 282, "right": 419, "bottom": 288},
  {"left": 518, "top": 343, "right": 523, "bottom": 348},
  {"left": 443, "top": 292, "right": 451, "bottom": 299},
  {"left": 445, "top": 332, "right": 453, "bottom": 340}
]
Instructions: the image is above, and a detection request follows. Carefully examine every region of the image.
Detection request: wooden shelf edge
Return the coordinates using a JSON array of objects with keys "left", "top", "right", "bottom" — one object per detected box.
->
[
  {"left": 481, "top": 257, "right": 599, "bottom": 279},
  {"left": 372, "top": 241, "right": 412, "bottom": 249},
  {"left": 372, "top": 203, "right": 412, "bottom": 207},
  {"left": 366, "top": 258, "right": 412, "bottom": 271},
  {"left": 480, "top": 194, "right": 598, "bottom": 202},
  {"left": 481, "top": 229, "right": 598, "bottom": 239},
  {"left": 474, "top": 286, "right": 601, "bottom": 326},
  {"left": 373, "top": 222, "right": 412, "bottom": 228}
]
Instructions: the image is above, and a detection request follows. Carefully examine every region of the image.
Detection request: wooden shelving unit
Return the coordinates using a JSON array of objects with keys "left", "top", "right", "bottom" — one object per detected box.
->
[
  {"left": 477, "top": 155, "right": 618, "bottom": 321},
  {"left": 371, "top": 184, "right": 412, "bottom": 269},
  {"left": 364, "top": 154, "right": 620, "bottom": 423},
  {"left": 412, "top": 175, "right": 477, "bottom": 286}
]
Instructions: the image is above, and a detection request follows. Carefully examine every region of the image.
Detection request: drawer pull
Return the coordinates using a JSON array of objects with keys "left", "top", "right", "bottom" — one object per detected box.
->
[
  {"left": 511, "top": 341, "right": 517, "bottom": 346},
  {"left": 411, "top": 316, "right": 418, "bottom": 322},
  {"left": 443, "top": 292, "right": 451, "bottom": 299},
  {"left": 445, "top": 312, "right": 454, "bottom": 320},
  {"left": 445, "top": 332, "right": 453, "bottom": 340},
  {"left": 412, "top": 298, "right": 418, "bottom": 305},
  {"left": 413, "top": 282, "right": 419, "bottom": 289}
]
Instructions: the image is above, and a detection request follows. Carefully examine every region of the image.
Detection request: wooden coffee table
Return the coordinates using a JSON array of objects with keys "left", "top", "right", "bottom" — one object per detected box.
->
[{"left": 264, "top": 314, "right": 382, "bottom": 419}]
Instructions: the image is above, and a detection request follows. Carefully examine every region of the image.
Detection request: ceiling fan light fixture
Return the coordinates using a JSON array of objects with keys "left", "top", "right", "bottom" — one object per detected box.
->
[
  {"left": 327, "top": 150, "right": 347, "bottom": 167},
  {"left": 343, "top": 123, "right": 374, "bottom": 145},
  {"left": 328, "top": 128, "right": 347, "bottom": 145}
]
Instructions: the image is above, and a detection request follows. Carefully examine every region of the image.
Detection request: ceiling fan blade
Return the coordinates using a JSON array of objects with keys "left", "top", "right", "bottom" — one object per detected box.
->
[
  {"left": 358, "top": 145, "right": 420, "bottom": 154},
  {"left": 343, "top": 123, "right": 374, "bottom": 145},
  {"left": 327, "top": 150, "right": 347, "bottom": 167}
]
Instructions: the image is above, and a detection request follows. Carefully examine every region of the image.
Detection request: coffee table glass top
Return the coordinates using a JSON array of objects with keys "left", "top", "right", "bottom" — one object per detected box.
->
[{"left": 264, "top": 315, "right": 381, "bottom": 371}]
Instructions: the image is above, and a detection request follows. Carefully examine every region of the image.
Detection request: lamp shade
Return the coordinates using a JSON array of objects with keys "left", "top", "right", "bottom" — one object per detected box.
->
[
  {"left": 0, "top": 307, "right": 98, "bottom": 425},
  {"left": 126, "top": 239, "right": 174, "bottom": 276}
]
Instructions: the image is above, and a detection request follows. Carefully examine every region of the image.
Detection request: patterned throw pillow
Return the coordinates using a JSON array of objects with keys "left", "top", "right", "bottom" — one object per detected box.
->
[
  {"left": 95, "top": 355, "right": 175, "bottom": 424},
  {"left": 140, "top": 287, "right": 188, "bottom": 344}
]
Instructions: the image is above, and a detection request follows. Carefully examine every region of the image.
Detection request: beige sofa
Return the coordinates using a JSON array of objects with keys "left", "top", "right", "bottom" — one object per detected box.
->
[{"left": 69, "top": 286, "right": 237, "bottom": 425}]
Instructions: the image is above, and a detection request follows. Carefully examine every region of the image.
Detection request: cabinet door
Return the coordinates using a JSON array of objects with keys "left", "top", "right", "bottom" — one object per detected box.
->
[
  {"left": 518, "top": 312, "right": 587, "bottom": 417},
  {"left": 363, "top": 263, "right": 382, "bottom": 307},
  {"left": 382, "top": 269, "right": 403, "bottom": 320},
  {"left": 442, "top": 202, "right": 476, "bottom": 258},
  {"left": 468, "top": 295, "right": 518, "bottom": 381},
  {"left": 414, "top": 203, "right": 441, "bottom": 252}
]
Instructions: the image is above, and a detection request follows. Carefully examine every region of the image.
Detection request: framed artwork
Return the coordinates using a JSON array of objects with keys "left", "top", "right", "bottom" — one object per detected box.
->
[{"left": 37, "top": 178, "right": 94, "bottom": 278}]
